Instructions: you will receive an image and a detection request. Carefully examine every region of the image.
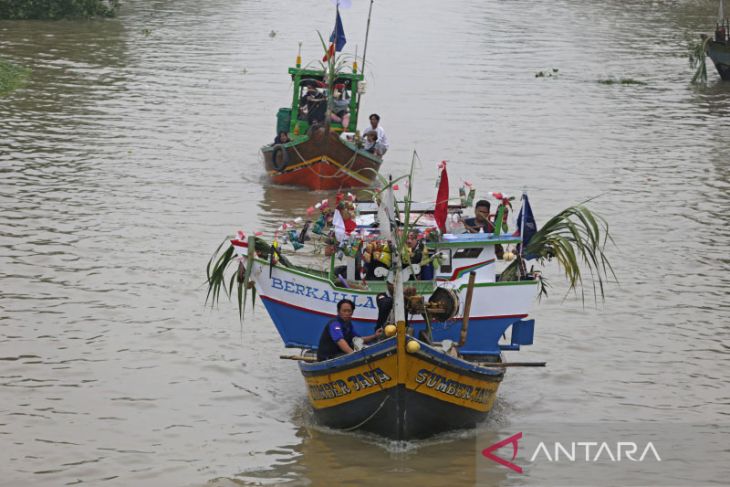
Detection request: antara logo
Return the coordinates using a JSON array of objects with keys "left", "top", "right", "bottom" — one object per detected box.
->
[
  {"left": 482, "top": 432, "right": 662, "bottom": 473},
  {"left": 482, "top": 432, "right": 523, "bottom": 473}
]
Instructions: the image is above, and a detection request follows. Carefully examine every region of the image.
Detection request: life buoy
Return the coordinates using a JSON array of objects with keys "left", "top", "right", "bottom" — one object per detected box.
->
[{"left": 271, "top": 144, "right": 290, "bottom": 172}]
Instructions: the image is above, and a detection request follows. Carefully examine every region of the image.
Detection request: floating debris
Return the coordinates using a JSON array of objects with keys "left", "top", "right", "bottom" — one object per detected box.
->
[
  {"left": 597, "top": 77, "right": 647, "bottom": 86},
  {"left": 535, "top": 68, "right": 559, "bottom": 78},
  {"left": 0, "top": 58, "right": 30, "bottom": 96},
  {"left": 689, "top": 36, "right": 710, "bottom": 85}
]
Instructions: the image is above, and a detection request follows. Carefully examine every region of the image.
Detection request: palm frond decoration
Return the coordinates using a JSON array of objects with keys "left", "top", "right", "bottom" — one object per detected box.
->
[
  {"left": 501, "top": 204, "right": 616, "bottom": 304},
  {"left": 206, "top": 236, "right": 277, "bottom": 321},
  {"left": 689, "top": 36, "right": 710, "bottom": 85}
]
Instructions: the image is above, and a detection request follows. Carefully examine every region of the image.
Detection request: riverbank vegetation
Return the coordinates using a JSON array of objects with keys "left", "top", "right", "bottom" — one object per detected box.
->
[
  {"left": 0, "top": 59, "right": 30, "bottom": 96},
  {"left": 0, "top": 0, "right": 120, "bottom": 20}
]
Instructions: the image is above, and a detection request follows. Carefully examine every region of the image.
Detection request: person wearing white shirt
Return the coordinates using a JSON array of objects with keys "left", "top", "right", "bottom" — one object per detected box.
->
[{"left": 363, "top": 113, "right": 388, "bottom": 156}]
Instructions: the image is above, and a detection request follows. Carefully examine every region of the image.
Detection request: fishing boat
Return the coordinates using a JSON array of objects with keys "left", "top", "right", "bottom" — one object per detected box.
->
[
  {"left": 708, "top": 7, "right": 730, "bottom": 81},
  {"left": 207, "top": 164, "right": 613, "bottom": 439},
  {"left": 695, "top": 1, "right": 730, "bottom": 81},
  {"left": 261, "top": 2, "right": 383, "bottom": 190}
]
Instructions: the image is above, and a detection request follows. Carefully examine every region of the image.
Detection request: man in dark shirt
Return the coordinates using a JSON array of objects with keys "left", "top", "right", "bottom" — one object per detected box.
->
[
  {"left": 317, "top": 299, "right": 382, "bottom": 361},
  {"left": 463, "top": 199, "right": 504, "bottom": 259},
  {"left": 463, "top": 199, "right": 495, "bottom": 233},
  {"left": 300, "top": 85, "right": 326, "bottom": 125}
]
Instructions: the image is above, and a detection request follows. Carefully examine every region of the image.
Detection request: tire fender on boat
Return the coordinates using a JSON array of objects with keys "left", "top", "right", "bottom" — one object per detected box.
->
[{"left": 271, "top": 144, "right": 290, "bottom": 172}]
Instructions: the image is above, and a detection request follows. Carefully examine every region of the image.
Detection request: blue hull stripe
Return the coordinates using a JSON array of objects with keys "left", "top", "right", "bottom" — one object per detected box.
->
[{"left": 261, "top": 295, "right": 525, "bottom": 354}]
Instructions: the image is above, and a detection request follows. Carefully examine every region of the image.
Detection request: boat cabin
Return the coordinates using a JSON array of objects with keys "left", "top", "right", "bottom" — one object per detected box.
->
[{"left": 275, "top": 66, "right": 364, "bottom": 138}]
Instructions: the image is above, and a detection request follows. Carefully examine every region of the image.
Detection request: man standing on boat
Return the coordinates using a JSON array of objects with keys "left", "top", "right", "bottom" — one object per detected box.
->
[
  {"left": 363, "top": 113, "right": 388, "bottom": 156},
  {"left": 317, "top": 299, "right": 382, "bottom": 361}
]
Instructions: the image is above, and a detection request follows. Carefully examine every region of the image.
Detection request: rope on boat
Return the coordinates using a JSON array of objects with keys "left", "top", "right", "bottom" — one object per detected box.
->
[
  {"left": 286, "top": 139, "right": 371, "bottom": 185},
  {"left": 305, "top": 150, "right": 360, "bottom": 180},
  {"left": 341, "top": 395, "right": 390, "bottom": 432}
]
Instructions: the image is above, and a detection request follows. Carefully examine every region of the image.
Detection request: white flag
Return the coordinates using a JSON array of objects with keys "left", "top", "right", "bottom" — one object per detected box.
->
[
  {"left": 377, "top": 189, "right": 393, "bottom": 241},
  {"left": 333, "top": 209, "right": 346, "bottom": 242}
]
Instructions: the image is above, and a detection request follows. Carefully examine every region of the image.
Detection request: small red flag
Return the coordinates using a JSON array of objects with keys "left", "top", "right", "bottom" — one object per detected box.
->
[
  {"left": 322, "top": 43, "right": 335, "bottom": 62},
  {"left": 434, "top": 162, "right": 449, "bottom": 232}
]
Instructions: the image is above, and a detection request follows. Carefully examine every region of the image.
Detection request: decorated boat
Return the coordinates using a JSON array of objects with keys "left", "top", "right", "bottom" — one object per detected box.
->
[
  {"left": 691, "top": 1, "right": 730, "bottom": 82},
  {"left": 708, "top": 6, "right": 730, "bottom": 80},
  {"left": 207, "top": 162, "right": 613, "bottom": 439},
  {"left": 261, "top": 2, "right": 383, "bottom": 190}
]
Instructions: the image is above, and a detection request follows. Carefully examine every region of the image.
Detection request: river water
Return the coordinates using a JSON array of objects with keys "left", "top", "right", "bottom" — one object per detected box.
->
[{"left": 1, "top": 0, "right": 729, "bottom": 485}]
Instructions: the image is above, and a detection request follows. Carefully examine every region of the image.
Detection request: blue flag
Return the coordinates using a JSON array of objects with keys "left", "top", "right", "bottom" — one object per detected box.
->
[
  {"left": 330, "top": 10, "right": 347, "bottom": 52},
  {"left": 516, "top": 194, "right": 538, "bottom": 260},
  {"left": 323, "top": 10, "right": 346, "bottom": 61}
]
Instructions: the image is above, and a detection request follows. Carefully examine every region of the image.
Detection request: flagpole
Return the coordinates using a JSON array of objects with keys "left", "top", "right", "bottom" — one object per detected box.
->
[
  {"left": 325, "top": 4, "right": 340, "bottom": 133},
  {"left": 518, "top": 192, "right": 525, "bottom": 247},
  {"left": 361, "top": 0, "right": 375, "bottom": 78}
]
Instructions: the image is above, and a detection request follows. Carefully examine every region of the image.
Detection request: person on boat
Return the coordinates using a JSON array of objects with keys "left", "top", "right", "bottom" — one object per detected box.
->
[
  {"left": 330, "top": 86, "right": 351, "bottom": 128},
  {"left": 375, "top": 281, "right": 416, "bottom": 333},
  {"left": 464, "top": 200, "right": 504, "bottom": 259},
  {"left": 363, "top": 113, "right": 388, "bottom": 156},
  {"left": 274, "top": 131, "right": 290, "bottom": 144},
  {"left": 363, "top": 131, "right": 378, "bottom": 153},
  {"left": 300, "top": 85, "right": 326, "bottom": 125},
  {"left": 464, "top": 200, "right": 495, "bottom": 233},
  {"left": 316, "top": 299, "right": 382, "bottom": 361}
]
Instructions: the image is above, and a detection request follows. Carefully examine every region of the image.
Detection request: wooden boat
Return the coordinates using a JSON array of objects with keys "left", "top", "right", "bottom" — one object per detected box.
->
[
  {"left": 706, "top": 1, "right": 730, "bottom": 80},
  {"left": 261, "top": 6, "right": 383, "bottom": 190},
  {"left": 207, "top": 165, "right": 613, "bottom": 440},
  {"left": 708, "top": 39, "right": 730, "bottom": 80},
  {"left": 222, "top": 195, "right": 539, "bottom": 439},
  {"left": 227, "top": 224, "right": 537, "bottom": 354},
  {"left": 298, "top": 325, "right": 509, "bottom": 440}
]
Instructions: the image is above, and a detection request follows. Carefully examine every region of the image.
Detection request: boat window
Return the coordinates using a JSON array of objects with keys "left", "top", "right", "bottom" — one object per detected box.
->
[{"left": 453, "top": 248, "right": 482, "bottom": 259}]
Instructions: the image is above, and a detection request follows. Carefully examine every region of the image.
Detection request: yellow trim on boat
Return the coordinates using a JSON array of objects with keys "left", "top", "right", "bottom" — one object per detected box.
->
[
  {"left": 404, "top": 353, "right": 500, "bottom": 412},
  {"left": 303, "top": 354, "right": 397, "bottom": 409}
]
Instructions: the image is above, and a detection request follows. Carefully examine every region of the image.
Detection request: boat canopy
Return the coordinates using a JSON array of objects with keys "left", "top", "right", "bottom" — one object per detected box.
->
[{"left": 283, "top": 66, "right": 365, "bottom": 136}]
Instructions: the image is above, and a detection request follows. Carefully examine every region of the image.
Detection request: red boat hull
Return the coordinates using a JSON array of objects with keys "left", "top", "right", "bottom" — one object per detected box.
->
[{"left": 262, "top": 129, "right": 382, "bottom": 190}]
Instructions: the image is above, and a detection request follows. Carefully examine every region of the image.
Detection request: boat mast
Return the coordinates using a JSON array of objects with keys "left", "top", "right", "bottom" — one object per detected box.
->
[
  {"left": 358, "top": 0, "right": 375, "bottom": 106},
  {"left": 390, "top": 190, "right": 406, "bottom": 325},
  {"left": 361, "top": 0, "right": 375, "bottom": 78}
]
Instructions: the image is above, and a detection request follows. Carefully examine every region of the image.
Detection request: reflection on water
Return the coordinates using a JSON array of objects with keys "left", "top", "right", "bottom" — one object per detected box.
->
[{"left": 1, "top": 0, "right": 729, "bottom": 485}]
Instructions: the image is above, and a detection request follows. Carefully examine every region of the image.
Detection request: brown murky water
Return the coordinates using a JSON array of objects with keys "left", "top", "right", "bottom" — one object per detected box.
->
[{"left": 1, "top": 0, "right": 729, "bottom": 485}]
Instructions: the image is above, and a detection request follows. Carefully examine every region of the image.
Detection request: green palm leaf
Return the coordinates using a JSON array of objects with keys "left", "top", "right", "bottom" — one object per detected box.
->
[
  {"left": 689, "top": 36, "right": 710, "bottom": 85},
  {"left": 502, "top": 204, "right": 616, "bottom": 304}
]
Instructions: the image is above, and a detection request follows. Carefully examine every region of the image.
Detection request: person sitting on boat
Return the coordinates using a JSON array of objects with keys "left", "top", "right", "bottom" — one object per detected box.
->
[
  {"left": 300, "top": 85, "right": 326, "bottom": 125},
  {"left": 363, "top": 113, "right": 388, "bottom": 156},
  {"left": 363, "top": 131, "right": 387, "bottom": 157},
  {"left": 464, "top": 200, "right": 504, "bottom": 259},
  {"left": 316, "top": 299, "right": 382, "bottom": 361},
  {"left": 274, "top": 131, "right": 290, "bottom": 144},
  {"left": 330, "top": 86, "right": 351, "bottom": 128},
  {"left": 404, "top": 230, "right": 424, "bottom": 277}
]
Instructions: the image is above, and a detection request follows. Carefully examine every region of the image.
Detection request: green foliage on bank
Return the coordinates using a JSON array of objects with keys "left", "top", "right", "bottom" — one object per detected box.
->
[
  {"left": 0, "top": 58, "right": 30, "bottom": 96},
  {"left": 0, "top": 0, "right": 120, "bottom": 20}
]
